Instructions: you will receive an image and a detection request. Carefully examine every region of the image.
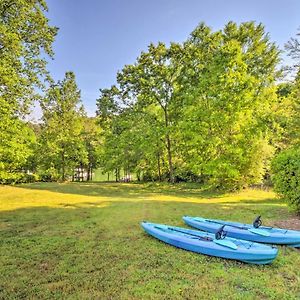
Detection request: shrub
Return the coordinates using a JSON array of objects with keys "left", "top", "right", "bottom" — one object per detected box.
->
[
  {"left": 38, "top": 167, "right": 61, "bottom": 182},
  {"left": 0, "top": 171, "right": 39, "bottom": 184},
  {"left": 271, "top": 148, "right": 300, "bottom": 213}
]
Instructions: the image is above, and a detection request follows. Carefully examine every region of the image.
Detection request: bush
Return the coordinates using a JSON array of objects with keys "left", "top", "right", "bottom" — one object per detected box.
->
[
  {"left": 38, "top": 167, "right": 61, "bottom": 182},
  {"left": 174, "top": 171, "right": 205, "bottom": 183},
  {"left": 0, "top": 171, "right": 39, "bottom": 184},
  {"left": 271, "top": 148, "right": 300, "bottom": 213}
]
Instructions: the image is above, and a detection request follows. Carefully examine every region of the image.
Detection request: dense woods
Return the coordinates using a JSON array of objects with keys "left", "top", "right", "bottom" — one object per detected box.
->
[{"left": 1, "top": 1, "right": 300, "bottom": 209}]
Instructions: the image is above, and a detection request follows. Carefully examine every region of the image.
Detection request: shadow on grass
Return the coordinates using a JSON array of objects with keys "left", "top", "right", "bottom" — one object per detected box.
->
[
  {"left": 222, "top": 197, "right": 284, "bottom": 205},
  {"left": 14, "top": 181, "right": 264, "bottom": 200},
  {"left": 1, "top": 200, "right": 299, "bottom": 299},
  {"left": 0, "top": 198, "right": 290, "bottom": 229}
]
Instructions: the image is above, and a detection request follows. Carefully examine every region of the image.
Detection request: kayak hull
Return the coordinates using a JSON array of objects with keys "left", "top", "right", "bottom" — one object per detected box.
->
[
  {"left": 183, "top": 216, "right": 300, "bottom": 247},
  {"left": 141, "top": 221, "right": 278, "bottom": 265}
]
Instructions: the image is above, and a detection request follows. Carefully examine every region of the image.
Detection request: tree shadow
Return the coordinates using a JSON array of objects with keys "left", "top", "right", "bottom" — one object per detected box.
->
[
  {"left": 13, "top": 181, "right": 265, "bottom": 200},
  {"left": 2, "top": 199, "right": 299, "bottom": 299}
]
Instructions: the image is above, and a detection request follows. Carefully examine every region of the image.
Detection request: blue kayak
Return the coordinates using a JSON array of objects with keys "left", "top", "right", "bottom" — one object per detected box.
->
[
  {"left": 141, "top": 221, "right": 278, "bottom": 264},
  {"left": 183, "top": 216, "right": 300, "bottom": 247}
]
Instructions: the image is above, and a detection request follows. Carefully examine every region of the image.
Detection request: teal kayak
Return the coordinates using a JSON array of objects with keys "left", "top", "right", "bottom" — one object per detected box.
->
[
  {"left": 183, "top": 216, "right": 300, "bottom": 247},
  {"left": 141, "top": 221, "right": 278, "bottom": 264}
]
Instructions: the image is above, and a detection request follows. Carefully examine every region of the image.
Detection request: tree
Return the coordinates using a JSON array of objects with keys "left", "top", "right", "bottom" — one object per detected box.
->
[
  {"left": 285, "top": 28, "right": 300, "bottom": 69},
  {"left": 96, "top": 86, "right": 162, "bottom": 181},
  {"left": 177, "top": 22, "right": 280, "bottom": 188},
  {"left": 272, "top": 148, "right": 300, "bottom": 213},
  {"left": 271, "top": 29, "right": 300, "bottom": 212},
  {"left": 82, "top": 117, "right": 103, "bottom": 181},
  {"left": 117, "top": 42, "right": 182, "bottom": 182},
  {"left": 0, "top": 102, "right": 36, "bottom": 183},
  {"left": 38, "top": 72, "right": 87, "bottom": 181},
  {"left": 0, "top": 0, "right": 57, "bottom": 112},
  {"left": 0, "top": 0, "right": 57, "bottom": 182},
  {"left": 285, "top": 25, "right": 300, "bottom": 145},
  {"left": 97, "top": 21, "right": 281, "bottom": 189},
  {"left": 96, "top": 86, "right": 122, "bottom": 180}
]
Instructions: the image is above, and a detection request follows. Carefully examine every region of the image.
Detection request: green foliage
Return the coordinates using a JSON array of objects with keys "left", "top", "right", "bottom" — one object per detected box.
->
[
  {"left": 0, "top": 0, "right": 57, "bottom": 112},
  {"left": 38, "top": 72, "right": 88, "bottom": 181},
  {"left": 289, "top": 71, "right": 300, "bottom": 145},
  {"left": 177, "top": 22, "right": 279, "bottom": 189},
  {"left": 0, "top": 99, "right": 37, "bottom": 183},
  {"left": 271, "top": 148, "right": 300, "bottom": 213},
  {"left": 81, "top": 117, "right": 103, "bottom": 180},
  {"left": 285, "top": 28, "right": 300, "bottom": 68},
  {"left": 0, "top": 0, "right": 57, "bottom": 183},
  {"left": 38, "top": 166, "right": 61, "bottom": 182},
  {"left": 116, "top": 42, "right": 183, "bottom": 182},
  {"left": 272, "top": 71, "right": 300, "bottom": 151},
  {"left": 271, "top": 33, "right": 300, "bottom": 212},
  {"left": 97, "top": 21, "right": 280, "bottom": 189},
  {"left": 0, "top": 171, "right": 38, "bottom": 184}
]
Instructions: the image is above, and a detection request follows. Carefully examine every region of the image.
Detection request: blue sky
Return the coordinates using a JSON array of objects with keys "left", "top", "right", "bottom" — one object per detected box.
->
[{"left": 45, "top": 0, "right": 300, "bottom": 116}]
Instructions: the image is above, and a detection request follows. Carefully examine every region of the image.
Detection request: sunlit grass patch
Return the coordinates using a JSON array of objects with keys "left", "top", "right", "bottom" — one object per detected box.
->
[
  {"left": 0, "top": 182, "right": 299, "bottom": 299},
  {"left": 0, "top": 182, "right": 279, "bottom": 212}
]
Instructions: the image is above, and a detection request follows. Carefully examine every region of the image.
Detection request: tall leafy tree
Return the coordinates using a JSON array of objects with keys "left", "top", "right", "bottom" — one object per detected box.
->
[
  {"left": 82, "top": 117, "right": 103, "bottom": 181},
  {"left": 0, "top": 108, "right": 36, "bottom": 182},
  {"left": 0, "top": 0, "right": 57, "bottom": 182},
  {"left": 287, "top": 71, "right": 300, "bottom": 145},
  {"left": 177, "top": 22, "right": 280, "bottom": 188},
  {"left": 117, "top": 42, "right": 182, "bottom": 182},
  {"left": 96, "top": 87, "right": 122, "bottom": 180},
  {"left": 271, "top": 28, "right": 300, "bottom": 213},
  {"left": 38, "top": 72, "right": 87, "bottom": 181},
  {"left": 285, "top": 28, "right": 300, "bottom": 69},
  {"left": 284, "top": 29, "right": 300, "bottom": 145}
]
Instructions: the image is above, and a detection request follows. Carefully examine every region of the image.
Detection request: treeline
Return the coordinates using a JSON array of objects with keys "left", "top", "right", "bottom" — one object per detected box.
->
[
  {"left": 0, "top": 1, "right": 100, "bottom": 183},
  {"left": 1, "top": 1, "right": 300, "bottom": 202},
  {"left": 96, "top": 22, "right": 299, "bottom": 190}
]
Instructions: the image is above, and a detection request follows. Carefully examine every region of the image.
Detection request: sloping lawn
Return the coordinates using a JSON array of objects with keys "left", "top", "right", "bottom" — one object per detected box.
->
[{"left": 0, "top": 182, "right": 299, "bottom": 299}]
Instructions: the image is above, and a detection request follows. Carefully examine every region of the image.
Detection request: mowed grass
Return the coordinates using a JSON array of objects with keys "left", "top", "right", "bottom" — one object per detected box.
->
[{"left": 0, "top": 182, "right": 300, "bottom": 299}]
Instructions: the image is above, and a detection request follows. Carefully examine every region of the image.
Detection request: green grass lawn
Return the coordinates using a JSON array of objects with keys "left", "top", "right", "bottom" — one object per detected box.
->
[{"left": 0, "top": 182, "right": 299, "bottom": 299}]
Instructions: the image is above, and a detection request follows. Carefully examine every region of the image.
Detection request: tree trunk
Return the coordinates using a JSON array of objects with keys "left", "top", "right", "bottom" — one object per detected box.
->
[
  {"left": 163, "top": 107, "right": 174, "bottom": 183},
  {"left": 61, "top": 150, "right": 65, "bottom": 181},
  {"left": 87, "top": 165, "right": 90, "bottom": 181},
  {"left": 137, "top": 171, "right": 140, "bottom": 181},
  {"left": 166, "top": 134, "right": 174, "bottom": 183},
  {"left": 157, "top": 151, "right": 161, "bottom": 181}
]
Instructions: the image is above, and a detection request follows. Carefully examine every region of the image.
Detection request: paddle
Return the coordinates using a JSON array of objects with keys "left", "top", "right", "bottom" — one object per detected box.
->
[{"left": 213, "top": 239, "right": 238, "bottom": 250}]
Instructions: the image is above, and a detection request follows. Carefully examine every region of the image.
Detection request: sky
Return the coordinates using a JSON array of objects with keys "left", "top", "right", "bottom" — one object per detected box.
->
[{"left": 45, "top": 0, "right": 300, "bottom": 117}]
